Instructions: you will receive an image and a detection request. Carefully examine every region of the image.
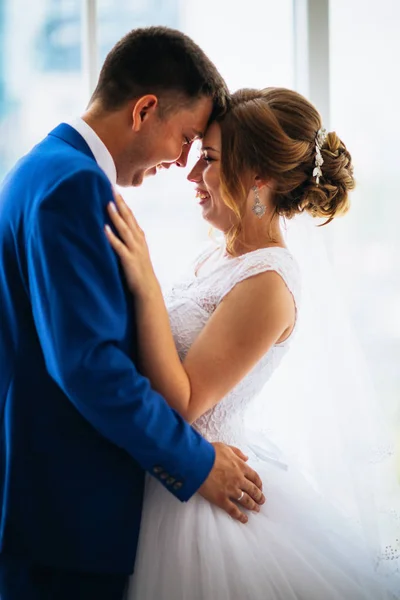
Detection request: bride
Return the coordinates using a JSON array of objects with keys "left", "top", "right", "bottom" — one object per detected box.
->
[{"left": 106, "top": 87, "right": 399, "bottom": 599}]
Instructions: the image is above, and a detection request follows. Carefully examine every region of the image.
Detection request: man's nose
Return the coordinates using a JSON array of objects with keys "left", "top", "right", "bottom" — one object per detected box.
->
[{"left": 175, "top": 144, "right": 191, "bottom": 167}]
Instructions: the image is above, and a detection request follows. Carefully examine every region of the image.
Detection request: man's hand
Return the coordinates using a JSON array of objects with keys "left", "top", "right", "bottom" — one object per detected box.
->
[{"left": 198, "top": 442, "right": 265, "bottom": 523}]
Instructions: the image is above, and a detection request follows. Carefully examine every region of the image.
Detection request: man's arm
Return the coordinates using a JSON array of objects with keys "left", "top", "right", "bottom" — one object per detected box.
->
[{"left": 26, "top": 169, "right": 215, "bottom": 501}]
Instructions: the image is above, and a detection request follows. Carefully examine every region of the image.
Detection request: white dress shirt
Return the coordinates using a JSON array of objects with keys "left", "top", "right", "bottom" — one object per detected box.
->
[{"left": 68, "top": 117, "right": 117, "bottom": 186}]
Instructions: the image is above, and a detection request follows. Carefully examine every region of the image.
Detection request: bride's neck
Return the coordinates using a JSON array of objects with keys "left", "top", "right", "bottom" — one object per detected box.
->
[{"left": 225, "top": 213, "right": 285, "bottom": 257}]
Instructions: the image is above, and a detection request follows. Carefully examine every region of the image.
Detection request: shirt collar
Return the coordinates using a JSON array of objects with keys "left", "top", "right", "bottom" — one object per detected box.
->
[{"left": 68, "top": 117, "right": 117, "bottom": 186}]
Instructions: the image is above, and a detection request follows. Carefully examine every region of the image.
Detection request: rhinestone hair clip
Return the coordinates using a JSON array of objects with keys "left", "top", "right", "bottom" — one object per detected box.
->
[{"left": 313, "top": 127, "right": 327, "bottom": 185}]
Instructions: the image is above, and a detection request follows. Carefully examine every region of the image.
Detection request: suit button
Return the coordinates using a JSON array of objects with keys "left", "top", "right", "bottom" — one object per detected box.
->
[
  {"left": 173, "top": 481, "right": 183, "bottom": 490},
  {"left": 160, "top": 472, "right": 169, "bottom": 480},
  {"left": 153, "top": 466, "right": 163, "bottom": 474},
  {"left": 166, "top": 477, "right": 176, "bottom": 485}
]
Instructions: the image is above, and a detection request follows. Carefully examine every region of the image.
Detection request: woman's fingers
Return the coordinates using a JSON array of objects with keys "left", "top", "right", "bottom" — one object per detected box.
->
[
  {"left": 113, "top": 192, "right": 143, "bottom": 236},
  {"left": 104, "top": 224, "right": 131, "bottom": 261},
  {"left": 107, "top": 202, "right": 135, "bottom": 249}
]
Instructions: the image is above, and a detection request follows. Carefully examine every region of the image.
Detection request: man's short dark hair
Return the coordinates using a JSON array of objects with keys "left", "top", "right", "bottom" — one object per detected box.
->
[{"left": 90, "top": 26, "right": 229, "bottom": 120}]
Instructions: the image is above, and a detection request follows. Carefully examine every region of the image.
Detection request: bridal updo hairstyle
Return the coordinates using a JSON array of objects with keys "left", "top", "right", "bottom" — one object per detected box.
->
[{"left": 218, "top": 87, "right": 354, "bottom": 236}]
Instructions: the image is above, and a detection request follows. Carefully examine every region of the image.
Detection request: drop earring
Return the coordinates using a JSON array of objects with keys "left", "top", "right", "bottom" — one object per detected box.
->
[{"left": 251, "top": 185, "right": 266, "bottom": 219}]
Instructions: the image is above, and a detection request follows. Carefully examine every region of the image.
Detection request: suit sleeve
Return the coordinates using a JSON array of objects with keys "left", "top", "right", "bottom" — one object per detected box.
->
[{"left": 26, "top": 169, "right": 215, "bottom": 501}]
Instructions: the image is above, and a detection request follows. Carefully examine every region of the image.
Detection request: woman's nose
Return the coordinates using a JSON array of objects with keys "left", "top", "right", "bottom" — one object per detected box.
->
[{"left": 187, "top": 158, "right": 204, "bottom": 183}]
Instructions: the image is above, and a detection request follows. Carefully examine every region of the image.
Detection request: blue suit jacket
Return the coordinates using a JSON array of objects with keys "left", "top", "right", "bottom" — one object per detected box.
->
[{"left": 0, "top": 124, "right": 215, "bottom": 574}]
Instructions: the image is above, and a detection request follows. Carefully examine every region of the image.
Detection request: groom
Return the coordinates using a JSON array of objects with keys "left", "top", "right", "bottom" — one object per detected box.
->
[{"left": 0, "top": 26, "right": 264, "bottom": 600}]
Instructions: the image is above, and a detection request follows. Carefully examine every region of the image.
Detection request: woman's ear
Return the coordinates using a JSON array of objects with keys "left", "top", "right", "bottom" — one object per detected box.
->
[{"left": 254, "top": 175, "right": 276, "bottom": 191}]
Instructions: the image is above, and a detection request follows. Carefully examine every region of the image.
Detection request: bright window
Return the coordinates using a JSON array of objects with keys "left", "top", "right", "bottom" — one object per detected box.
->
[{"left": 329, "top": 0, "right": 400, "bottom": 415}]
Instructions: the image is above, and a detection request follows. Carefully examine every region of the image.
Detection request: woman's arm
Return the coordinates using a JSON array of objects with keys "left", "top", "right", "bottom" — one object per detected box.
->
[{"left": 106, "top": 194, "right": 295, "bottom": 424}]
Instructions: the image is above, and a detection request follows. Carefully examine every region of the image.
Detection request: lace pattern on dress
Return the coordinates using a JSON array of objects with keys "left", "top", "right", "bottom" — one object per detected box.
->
[{"left": 165, "top": 244, "right": 301, "bottom": 446}]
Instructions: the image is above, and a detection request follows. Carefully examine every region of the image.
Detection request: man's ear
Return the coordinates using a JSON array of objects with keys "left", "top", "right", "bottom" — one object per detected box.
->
[{"left": 131, "top": 95, "right": 159, "bottom": 132}]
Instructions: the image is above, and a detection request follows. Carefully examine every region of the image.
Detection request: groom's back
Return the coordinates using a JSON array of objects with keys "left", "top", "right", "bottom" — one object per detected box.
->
[
  {"left": 0, "top": 130, "right": 144, "bottom": 574},
  {"left": 0, "top": 132, "right": 101, "bottom": 408}
]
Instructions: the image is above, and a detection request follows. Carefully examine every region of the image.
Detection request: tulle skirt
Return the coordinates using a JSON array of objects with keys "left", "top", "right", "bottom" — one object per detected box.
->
[{"left": 126, "top": 449, "right": 397, "bottom": 600}]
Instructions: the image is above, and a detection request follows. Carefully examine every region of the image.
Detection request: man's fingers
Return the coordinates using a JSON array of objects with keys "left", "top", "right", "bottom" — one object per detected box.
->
[
  {"left": 229, "top": 445, "right": 248, "bottom": 462},
  {"left": 242, "top": 480, "right": 265, "bottom": 505},
  {"left": 237, "top": 492, "right": 260, "bottom": 513},
  {"left": 243, "top": 464, "right": 263, "bottom": 493},
  {"left": 223, "top": 500, "right": 248, "bottom": 524},
  {"left": 201, "top": 443, "right": 264, "bottom": 524}
]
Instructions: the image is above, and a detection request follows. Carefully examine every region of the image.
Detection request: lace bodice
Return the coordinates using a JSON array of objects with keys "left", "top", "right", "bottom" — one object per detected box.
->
[{"left": 165, "top": 243, "right": 301, "bottom": 445}]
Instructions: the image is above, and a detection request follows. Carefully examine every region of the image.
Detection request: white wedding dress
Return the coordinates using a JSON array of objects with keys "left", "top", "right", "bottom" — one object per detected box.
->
[{"left": 127, "top": 243, "right": 397, "bottom": 600}]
